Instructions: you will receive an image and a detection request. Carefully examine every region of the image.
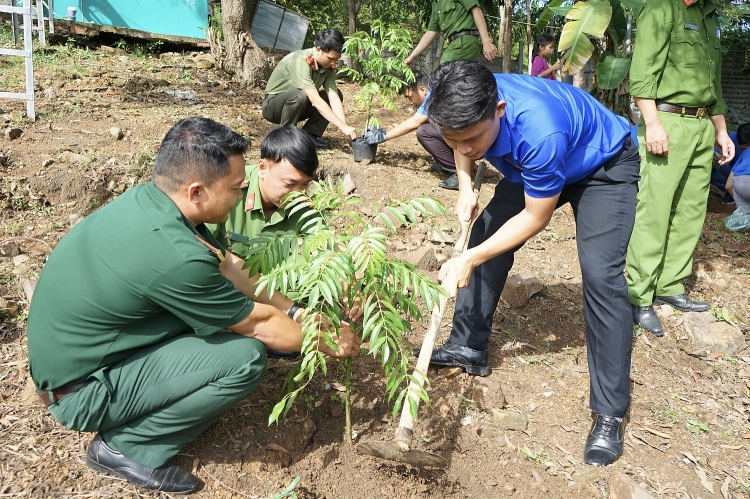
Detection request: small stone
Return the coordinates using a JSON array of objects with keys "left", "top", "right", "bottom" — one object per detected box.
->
[
  {"left": 410, "top": 233, "right": 424, "bottom": 245},
  {"left": 490, "top": 409, "right": 528, "bottom": 430},
  {"left": 109, "top": 127, "right": 123, "bottom": 140},
  {"left": 69, "top": 213, "right": 84, "bottom": 227},
  {"left": 195, "top": 59, "right": 213, "bottom": 69},
  {"left": 330, "top": 403, "right": 343, "bottom": 418},
  {"left": 460, "top": 415, "right": 472, "bottom": 426},
  {"left": 5, "top": 128, "right": 22, "bottom": 140},
  {"left": 9, "top": 110, "right": 25, "bottom": 122},
  {"left": 471, "top": 377, "right": 506, "bottom": 410},
  {"left": 658, "top": 304, "right": 674, "bottom": 317},
  {"left": 343, "top": 173, "right": 356, "bottom": 195},
  {"left": 609, "top": 472, "right": 655, "bottom": 499},
  {"left": 392, "top": 244, "right": 437, "bottom": 270},
  {"left": 61, "top": 151, "right": 92, "bottom": 164},
  {"left": 12, "top": 254, "right": 29, "bottom": 266},
  {"left": 42, "top": 158, "right": 54, "bottom": 168},
  {"left": 501, "top": 274, "right": 544, "bottom": 308},
  {"left": 360, "top": 206, "right": 374, "bottom": 217},
  {"left": 107, "top": 179, "right": 117, "bottom": 190},
  {"left": 153, "top": 79, "right": 170, "bottom": 87}
]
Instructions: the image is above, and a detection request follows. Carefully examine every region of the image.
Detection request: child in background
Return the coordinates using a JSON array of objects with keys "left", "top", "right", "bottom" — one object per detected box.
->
[
  {"left": 531, "top": 34, "right": 561, "bottom": 80},
  {"left": 723, "top": 124, "right": 750, "bottom": 231}
]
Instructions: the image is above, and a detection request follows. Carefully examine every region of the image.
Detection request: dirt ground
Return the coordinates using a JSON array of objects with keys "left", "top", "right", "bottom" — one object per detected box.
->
[{"left": 1, "top": 32, "right": 749, "bottom": 499}]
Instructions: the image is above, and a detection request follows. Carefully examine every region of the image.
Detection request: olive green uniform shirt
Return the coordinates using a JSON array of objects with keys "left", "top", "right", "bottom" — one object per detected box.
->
[
  {"left": 427, "top": 0, "right": 480, "bottom": 36},
  {"left": 630, "top": 0, "right": 726, "bottom": 116},
  {"left": 27, "top": 182, "right": 254, "bottom": 392},
  {"left": 207, "top": 164, "right": 305, "bottom": 258},
  {"left": 265, "top": 48, "right": 338, "bottom": 96}
]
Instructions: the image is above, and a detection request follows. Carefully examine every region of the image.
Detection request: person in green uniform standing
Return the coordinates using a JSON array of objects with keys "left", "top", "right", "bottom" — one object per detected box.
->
[
  {"left": 262, "top": 29, "right": 357, "bottom": 149},
  {"left": 404, "top": 0, "right": 497, "bottom": 65},
  {"left": 627, "top": 0, "right": 735, "bottom": 336},
  {"left": 26, "top": 118, "right": 361, "bottom": 494}
]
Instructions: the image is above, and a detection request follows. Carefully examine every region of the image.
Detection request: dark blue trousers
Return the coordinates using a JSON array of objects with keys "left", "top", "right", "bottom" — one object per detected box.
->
[{"left": 449, "top": 138, "right": 640, "bottom": 417}]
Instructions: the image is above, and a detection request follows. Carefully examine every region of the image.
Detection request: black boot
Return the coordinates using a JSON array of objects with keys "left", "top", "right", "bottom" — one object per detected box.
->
[
  {"left": 87, "top": 434, "right": 199, "bottom": 494},
  {"left": 414, "top": 341, "right": 489, "bottom": 376},
  {"left": 583, "top": 414, "right": 625, "bottom": 466},
  {"left": 631, "top": 305, "right": 663, "bottom": 337}
]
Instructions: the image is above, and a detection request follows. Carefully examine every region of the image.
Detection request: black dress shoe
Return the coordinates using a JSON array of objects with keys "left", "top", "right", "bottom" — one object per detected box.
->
[
  {"left": 654, "top": 293, "right": 710, "bottom": 312},
  {"left": 429, "top": 163, "right": 452, "bottom": 175},
  {"left": 414, "top": 341, "right": 489, "bottom": 376},
  {"left": 266, "top": 349, "right": 300, "bottom": 360},
  {"left": 438, "top": 173, "right": 459, "bottom": 190},
  {"left": 631, "top": 305, "right": 664, "bottom": 337},
  {"left": 308, "top": 134, "right": 330, "bottom": 149},
  {"left": 584, "top": 413, "right": 625, "bottom": 466},
  {"left": 87, "top": 434, "right": 199, "bottom": 494}
]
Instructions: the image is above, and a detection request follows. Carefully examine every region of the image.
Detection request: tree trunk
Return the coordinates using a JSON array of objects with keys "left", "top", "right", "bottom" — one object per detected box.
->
[
  {"left": 526, "top": 0, "right": 532, "bottom": 73},
  {"left": 212, "top": 0, "right": 269, "bottom": 88},
  {"left": 502, "top": 0, "right": 513, "bottom": 73},
  {"left": 348, "top": 0, "right": 362, "bottom": 35}
]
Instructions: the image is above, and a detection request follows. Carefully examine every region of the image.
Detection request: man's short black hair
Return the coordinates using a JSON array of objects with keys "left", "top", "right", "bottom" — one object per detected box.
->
[
  {"left": 315, "top": 29, "right": 345, "bottom": 53},
  {"left": 737, "top": 123, "right": 750, "bottom": 147},
  {"left": 261, "top": 126, "right": 319, "bottom": 177},
  {"left": 153, "top": 117, "right": 249, "bottom": 193},
  {"left": 427, "top": 60, "right": 498, "bottom": 133},
  {"left": 398, "top": 71, "right": 430, "bottom": 95}
]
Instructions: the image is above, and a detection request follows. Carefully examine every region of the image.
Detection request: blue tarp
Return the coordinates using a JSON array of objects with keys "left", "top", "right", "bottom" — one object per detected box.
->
[{"left": 54, "top": 0, "right": 209, "bottom": 40}]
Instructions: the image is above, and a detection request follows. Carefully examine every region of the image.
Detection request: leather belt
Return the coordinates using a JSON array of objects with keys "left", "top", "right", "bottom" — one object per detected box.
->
[
  {"left": 38, "top": 382, "right": 86, "bottom": 407},
  {"left": 656, "top": 102, "right": 708, "bottom": 117},
  {"left": 447, "top": 29, "right": 480, "bottom": 43}
]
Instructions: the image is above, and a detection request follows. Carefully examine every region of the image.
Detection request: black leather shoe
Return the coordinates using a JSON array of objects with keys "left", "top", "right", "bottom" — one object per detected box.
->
[
  {"left": 429, "top": 163, "right": 451, "bottom": 175},
  {"left": 308, "top": 134, "right": 330, "bottom": 149},
  {"left": 584, "top": 413, "right": 625, "bottom": 466},
  {"left": 438, "top": 173, "right": 459, "bottom": 190},
  {"left": 631, "top": 305, "right": 664, "bottom": 337},
  {"left": 654, "top": 293, "right": 711, "bottom": 312},
  {"left": 87, "top": 434, "right": 199, "bottom": 494},
  {"left": 266, "top": 349, "right": 300, "bottom": 360},
  {"left": 414, "top": 341, "right": 490, "bottom": 376}
]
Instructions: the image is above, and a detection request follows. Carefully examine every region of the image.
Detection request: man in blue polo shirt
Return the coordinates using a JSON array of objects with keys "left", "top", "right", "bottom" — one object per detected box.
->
[{"left": 421, "top": 60, "right": 640, "bottom": 466}]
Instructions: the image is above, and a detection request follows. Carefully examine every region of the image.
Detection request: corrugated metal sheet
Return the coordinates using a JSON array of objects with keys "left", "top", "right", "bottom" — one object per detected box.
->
[{"left": 250, "top": 0, "right": 309, "bottom": 52}]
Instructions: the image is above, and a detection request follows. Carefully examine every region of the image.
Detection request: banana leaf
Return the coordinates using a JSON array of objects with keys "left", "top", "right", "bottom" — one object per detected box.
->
[
  {"left": 558, "top": 0, "right": 612, "bottom": 75},
  {"left": 597, "top": 51, "right": 631, "bottom": 89},
  {"left": 535, "top": 0, "right": 569, "bottom": 29}
]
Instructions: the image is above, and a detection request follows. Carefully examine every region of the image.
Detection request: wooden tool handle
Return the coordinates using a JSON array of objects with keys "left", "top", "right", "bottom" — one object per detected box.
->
[{"left": 394, "top": 161, "right": 487, "bottom": 449}]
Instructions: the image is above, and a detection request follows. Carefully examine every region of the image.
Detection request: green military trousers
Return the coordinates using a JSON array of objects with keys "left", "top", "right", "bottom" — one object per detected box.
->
[
  {"left": 48, "top": 332, "right": 266, "bottom": 468},
  {"left": 626, "top": 111, "right": 715, "bottom": 305},
  {"left": 440, "top": 35, "right": 481, "bottom": 63}
]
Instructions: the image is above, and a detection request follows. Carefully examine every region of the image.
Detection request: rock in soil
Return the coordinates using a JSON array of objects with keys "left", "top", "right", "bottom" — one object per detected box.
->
[
  {"left": 471, "top": 377, "right": 506, "bottom": 410},
  {"left": 683, "top": 311, "right": 746, "bottom": 356},
  {"left": 490, "top": 409, "right": 528, "bottom": 430},
  {"left": 610, "top": 472, "right": 655, "bottom": 499},
  {"left": 4, "top": 127, "right": 22, "bottom": 140},
  {"left": 501, "top": 274, "right": 544, "bottom": 308}
]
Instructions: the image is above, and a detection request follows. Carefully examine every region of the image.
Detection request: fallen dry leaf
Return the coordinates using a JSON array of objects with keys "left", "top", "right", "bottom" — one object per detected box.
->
[
  {"left": 722, "top": 475, "right": 731, "bottom": 499},
  {"left": 265, "top": 443, "right": 290, "bottom": 454},
  {"left": 695, "top": 466, "right": 714, "bottom": 494},
  {"left": 720, "top": 444, "right": 744, "bottom": 450}
]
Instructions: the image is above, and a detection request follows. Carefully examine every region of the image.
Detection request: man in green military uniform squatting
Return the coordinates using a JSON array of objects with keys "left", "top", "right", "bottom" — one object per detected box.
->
[
  {"left": 263, "top": 29, "right": 357, "bottom": 150},
  {"left": 628, "top": 0, "right": 735, "bottom": 336},
  {"left": 27, "top": 118, "right": 361, "bottom": 494},
  {"left": 207, "top": 126, "right": 318, "bottom": 261},
  {"left": 404, "top": 0, "right": 497, "bottom": 65}
]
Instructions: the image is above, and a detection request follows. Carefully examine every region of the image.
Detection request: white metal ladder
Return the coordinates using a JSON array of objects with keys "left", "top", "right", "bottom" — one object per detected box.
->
[{"left": 0, "top": 1, "right": 38, "bottom": 120}]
